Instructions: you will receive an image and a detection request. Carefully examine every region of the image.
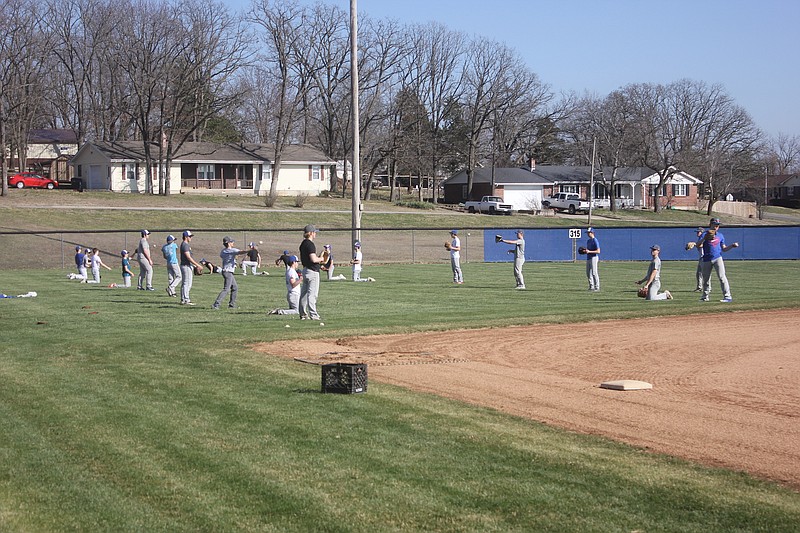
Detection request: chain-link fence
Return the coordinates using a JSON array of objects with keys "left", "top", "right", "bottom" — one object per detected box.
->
[{"left": 0, "top": 228, "right": 488, "bottom": 271}]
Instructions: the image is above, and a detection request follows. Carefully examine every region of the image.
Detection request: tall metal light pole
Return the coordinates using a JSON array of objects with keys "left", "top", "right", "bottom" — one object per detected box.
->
[
  {"left": 350, "top": 0, "right": 362, "bottom": 246},
  {"left": 588, "top": 136, "right": 596, "bottom": 226}
]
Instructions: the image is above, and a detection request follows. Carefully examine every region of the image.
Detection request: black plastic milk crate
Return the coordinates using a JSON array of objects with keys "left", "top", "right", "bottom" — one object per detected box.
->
[{"left": 321, "top": 363, "right": 368, "bottom": 394}]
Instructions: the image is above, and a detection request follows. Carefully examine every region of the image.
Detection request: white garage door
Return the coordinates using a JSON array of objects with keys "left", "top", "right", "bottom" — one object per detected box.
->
[
  {"left": 88, "top": 165, "right": 107, "bottom": 190},
  {"left": 502, "top": 186, "right": 543, "bottom": 211}
]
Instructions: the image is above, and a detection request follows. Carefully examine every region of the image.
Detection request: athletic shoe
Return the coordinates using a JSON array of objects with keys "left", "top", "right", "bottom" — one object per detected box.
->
[
  {"left": 515, "top": 285, "right": 526, "bottom": 290},
  {"left": 665, "top": 291, "right": 673, "bottom": 300},
  {"left": 268, "top": 308, "right": 279, "bottom": 315},
  {"left": 693, "top": 288, "right": 702, "bottom": 292},
  {"left": 720, "top": 297, "right": 733, "bottom": 303},
  {"left": 165, "top": 287, "right": 173, "bottom": 297},
  {"left": 181, "top": 301, "right": 195, "bottom": 306},
  {"left": 700, "top": 297, "right": 709, "bottom": 302},
  {"left": 367, "top": 277, "right": 375, "bottom": 282},
  {"left": 146, "top": 287, "right": 155, "bottom": 291}
]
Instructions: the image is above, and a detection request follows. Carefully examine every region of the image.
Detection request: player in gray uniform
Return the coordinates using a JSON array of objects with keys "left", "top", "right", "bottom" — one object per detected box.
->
[
  {"left": 449, "top": 230, "right": 463, "bottom": 284},
  {"left": 499, "top": 230, "right": 525, "bottom": 289},
  {"left": 585, "top": 227, "right": 600, "bottom": 291},
  {"left": 636, "top": 244, "right": 673, "bottom": 300},
  {"left": 136, "top": 229, "right": 154, "bottom": 291},
  {"left": 693, "top": 226, "right": 704, "bottom": 292}
]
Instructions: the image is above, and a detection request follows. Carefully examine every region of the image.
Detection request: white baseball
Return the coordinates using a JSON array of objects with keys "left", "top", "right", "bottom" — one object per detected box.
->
[
  {"left": 259, "top": 240, "right": 263, "bottom": 244},
  {"left": 319, "top": 322, "right": 325, "bottom": 326},
  {"left": 284, "top": 324, "right": 290, "bottom": 328}
]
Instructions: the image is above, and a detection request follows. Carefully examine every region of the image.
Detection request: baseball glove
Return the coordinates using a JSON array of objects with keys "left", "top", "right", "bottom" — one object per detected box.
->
[
  {"left": 320, "top": 250, "right": 330, "bottom": 264},
  {"left": 495, "top": 234, "right": 503, "bottom": 243},
  {"left": 637, "top": 286, "right": 648, "bottom": 298},
  {"left": 704, "top": 229, "right": 717, "bottom": 241},
  {"left": 194, "top": 265, "right": 203, "bottom": 275},
  {"left": 685, "top": 241, "right": 696, "bottom": 250},
  {"left": 444, "top": 241, "right": 451, "bottom": 250},
  {"left": 578, "top": 246, "right": 587, "bottom": 255}
]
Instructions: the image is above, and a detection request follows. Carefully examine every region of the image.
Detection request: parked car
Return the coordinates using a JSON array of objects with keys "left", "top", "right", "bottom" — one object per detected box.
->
[{"left": 7, "top": 172, "right": 58, "bottom": 189}]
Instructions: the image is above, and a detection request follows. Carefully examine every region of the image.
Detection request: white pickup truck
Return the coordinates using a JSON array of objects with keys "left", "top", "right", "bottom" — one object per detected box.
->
[
  {"left": 542, "top": 193, "right": 591, "bottom": 214},
  {"left": 463, "top": 196, "right": 513, "bottom": 215}
]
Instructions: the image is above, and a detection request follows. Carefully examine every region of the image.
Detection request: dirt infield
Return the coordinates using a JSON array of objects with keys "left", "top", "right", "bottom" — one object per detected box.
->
[{"left": 254, "top": 309, "right": 800, "bottom": 488}]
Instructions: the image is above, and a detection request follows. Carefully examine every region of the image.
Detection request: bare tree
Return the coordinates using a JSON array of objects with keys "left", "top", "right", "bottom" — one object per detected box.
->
[
  {"left": 249, "top": 0, "right": 310, "bottom": 201},
  {"left": 1, "top": 0, "right": 52, "bottom": 196},
  {"left": 293, "top": 2, "right": 350, "bottom": 194},
  {"left": 460, "top": 38, "right": 530, "bottom": 200},
  {"left": 767, "top": 133, "right": 800, "bottom": 175}
]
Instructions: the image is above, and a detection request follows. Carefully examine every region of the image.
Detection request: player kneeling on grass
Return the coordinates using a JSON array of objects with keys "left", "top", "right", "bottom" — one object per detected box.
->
[
  {"left": 269, "top": 255, "right": 302, "bottom": 315},
  {"left": 350, "top": 241, "right": 375, "bottom": 282},
  {"left": 635, "top": 244, "right": 673, "bottom": 300}
]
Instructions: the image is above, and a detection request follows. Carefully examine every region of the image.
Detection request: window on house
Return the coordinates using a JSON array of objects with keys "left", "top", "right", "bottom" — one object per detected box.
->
[
  {"left": 311, "top": 165, "right": 321, "bottom": 180},
  {"left": 77, "top": 165, "right": 82, "bottom": 177},
  {"left": 198, "top": 164, "right": 215, "bottom": 180},
  {"left": 672, "top": 184, "right": 689, "bottom": 197},
  {"left": 593, "top": 184, "right": 609, "bottom": 199},
  {"left": 261, "top": 165, "right": 272, "bottom": 182},
  {"left": 649, "top": 185, "right": 667, "bottom": 196},
  {"left": 559, "top": 185, "right": 577, "bottom": 193},
  {"left": 124, "top": 163, "right": 136, "bottom": 180},
  {"left": 615, "top": 184, "right": 631, "bottom": 198}
]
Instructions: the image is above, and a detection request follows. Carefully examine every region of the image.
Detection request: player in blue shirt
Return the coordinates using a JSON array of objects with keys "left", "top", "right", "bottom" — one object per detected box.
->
[{"left": 696, "top": 218, "right": 739, "bottom": 302}]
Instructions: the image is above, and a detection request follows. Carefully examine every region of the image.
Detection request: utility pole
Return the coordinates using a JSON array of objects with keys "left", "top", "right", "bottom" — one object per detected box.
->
[
  {"left": 350, "top": 0, "right": 362, "bottom": 246},
  {"left": 588, "top": 136, "right": 596, "bottom": 227}
]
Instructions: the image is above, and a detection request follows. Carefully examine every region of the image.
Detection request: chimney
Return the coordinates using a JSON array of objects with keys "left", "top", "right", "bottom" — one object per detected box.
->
[{"left": 529, "top": 158, "right": 536, "bottom": 172}]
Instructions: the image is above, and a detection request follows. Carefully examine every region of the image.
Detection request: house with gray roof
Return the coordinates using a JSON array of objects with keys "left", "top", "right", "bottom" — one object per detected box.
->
[
  {"left": 70, "top": 141, "right": 335, "bottom": 194},
  {"left": 443, "top": 164, "right": 703, "bottom": 210}
]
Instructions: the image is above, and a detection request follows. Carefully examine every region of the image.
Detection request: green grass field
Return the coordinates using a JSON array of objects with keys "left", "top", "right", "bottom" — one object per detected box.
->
[{"left": 1, "top": 259, "right": 799, "bottom": 531}]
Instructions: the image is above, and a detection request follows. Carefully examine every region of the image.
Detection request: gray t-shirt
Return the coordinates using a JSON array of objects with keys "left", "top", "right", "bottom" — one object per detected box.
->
[
  {"left": 515, "top": 238, "right": 525, "bottom": 260},
  {"left": 645, "top": 256, "right": 661, "bottom": 282}
]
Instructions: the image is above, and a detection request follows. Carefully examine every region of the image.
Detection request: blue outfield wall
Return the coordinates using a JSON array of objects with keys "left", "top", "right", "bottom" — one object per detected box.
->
[{"left": 485, "top": 226, "right": 800, "bottom": 262}]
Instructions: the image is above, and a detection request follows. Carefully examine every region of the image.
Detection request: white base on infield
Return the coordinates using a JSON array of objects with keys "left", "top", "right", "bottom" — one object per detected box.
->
[{"left": 599, "top": 380, "right": 653, "bottom": 391}]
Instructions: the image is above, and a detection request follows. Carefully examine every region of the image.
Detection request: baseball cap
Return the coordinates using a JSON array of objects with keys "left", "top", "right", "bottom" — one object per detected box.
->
[
  {"left": 141, "top": 229, "right": 150, "bottom": 236},
  {"left": 288, "top": 255, "right": 298, "bottom": 263},
  {"left": 587, "top": 227, "right": 594, "bottom": 233},
  {"left": 354, "top": 240, "right": 361, "bottom": 247},
  {"left": 283, "top": 250, "right": 289, "bottom": 255},
  {"left": 222, "top": 236, "right": 234, "bottom": 244},
  {"left": 183, "top": 230, "right": 193, "bottom": 237},
  {"left": 121, "top": 250, "right": 128, "bottom": 256},
  {"left": 650, "top": 244, "right": 660, "bottom": 251},
  {"left": 75, "top": 245, "right": 82, "bottom": 251},
  {"left": 166, "top": 235, "right": 175, "bottom": 242},
  {"left": 249, "top": 242, "right": 255, "bottom": 247},
  {"left": 516, "top": 229, "right": 524, "bottom": 234},
  {"left": 710, "top": 218, "right": 721, "bottom": 225},
  {"left": 324, "top": 244, "right": 331, "bottom": 249},
  {"left": 304, "top": 224, "right": 318, "bottom": 233},
  {"left": 450, "top": 229, "right": 458, "bottom": 235}
]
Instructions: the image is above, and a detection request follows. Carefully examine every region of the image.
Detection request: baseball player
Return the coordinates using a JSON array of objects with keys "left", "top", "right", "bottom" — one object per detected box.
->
[
  {"left": 585, "top": 227, "right": 600, "bottom": 291},
  {"left": 73, "top": 245, "right": 87, "bottom": 281},
  {"left": 692, "top": 226, "right": 704, "bottom": 292},
  {"left": 635, "top": 244, "right": 673, "bottom": 300},
  {"left": 212, "top": 236, "right": 248, "bottom": 309},
  {"left": 268, "top": 255, "right": 302, "bottom": 315},
  {"left": 136, "top": 229, "right": 154, "bottom": 291},
  {"left": 162, "top": 235, "right": 181, "bottom": 297},
  {"left": 121, "top": 250, "right": 134, "bottom": 288},
  {"left": 498, "top": 230, "right": 525, "bottom": 289},
  {"left": 241, "top": 242, "right": 262, "bottom": 275},
  {"left": 350, "top": 241, "right": 375, "bottom": 282},
  {"left": 696, "top": 217, "right": 739, "bottom": 302},
  {"left": 448, "top": 230, "right": 463, "bottom": 284},
  {"left": 298, "top": 224, "right": 323, "bottom": 320}
]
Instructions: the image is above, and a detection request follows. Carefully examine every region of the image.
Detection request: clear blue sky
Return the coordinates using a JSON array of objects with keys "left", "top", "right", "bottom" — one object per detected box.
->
[{"left": 238, "top": 0, "right": 799, "bottom": 139}]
